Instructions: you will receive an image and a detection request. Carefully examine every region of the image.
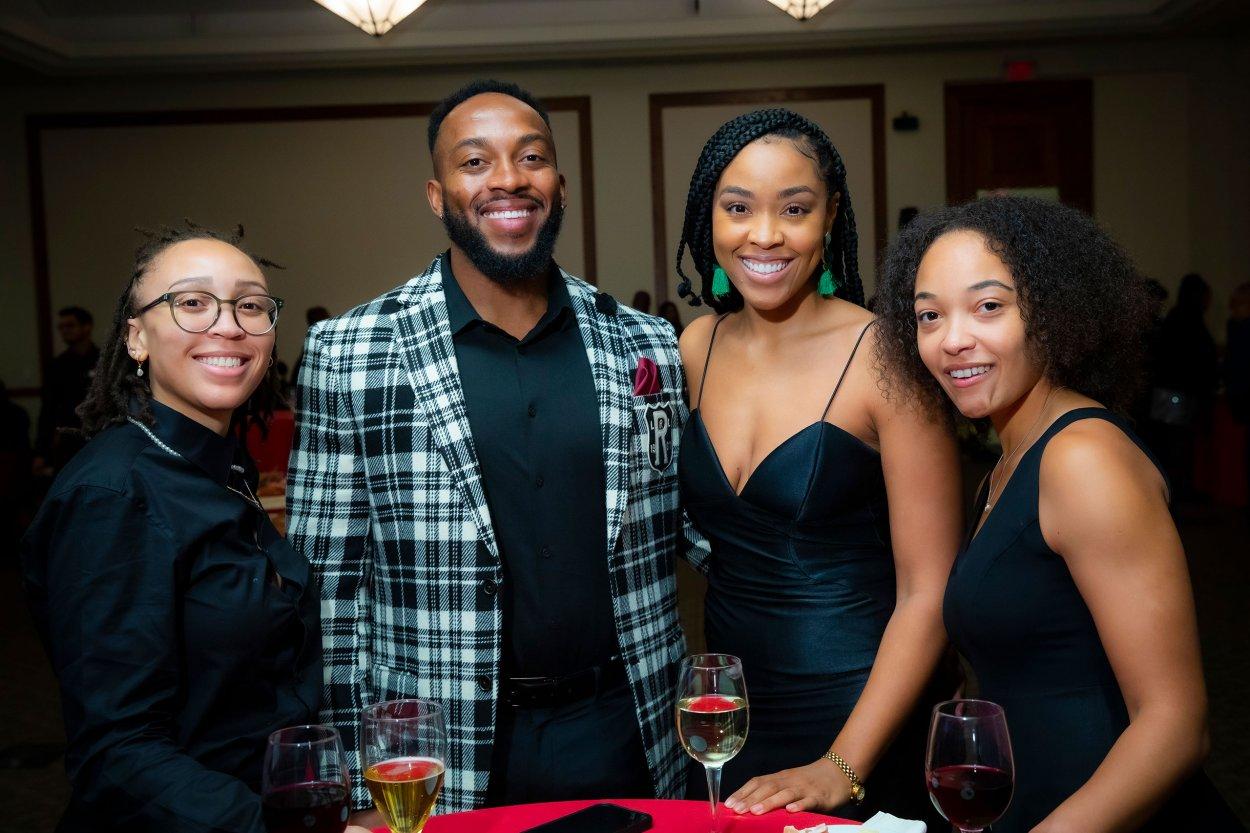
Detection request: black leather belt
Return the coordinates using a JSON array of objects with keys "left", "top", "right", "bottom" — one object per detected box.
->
[{"left": 503, "top": 656, "right": 628, "bottom": 710}]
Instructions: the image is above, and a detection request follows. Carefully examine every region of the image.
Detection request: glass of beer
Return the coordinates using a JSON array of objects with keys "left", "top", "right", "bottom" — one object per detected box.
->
[
  {"left": 360, "top": 699, "right": 447, "bottom": 833},
  {"left": 676, "top": 654, "right": 748, "bottom": 833}
]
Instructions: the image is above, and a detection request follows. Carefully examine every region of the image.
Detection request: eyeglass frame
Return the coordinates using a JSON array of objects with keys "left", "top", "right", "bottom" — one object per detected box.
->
[{"left": 134, "top": 290, "right": 286, "bottom": 336}]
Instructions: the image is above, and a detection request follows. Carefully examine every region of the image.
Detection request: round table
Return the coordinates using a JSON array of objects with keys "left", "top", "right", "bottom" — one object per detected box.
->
[{"left": 382, "top": 798, "right": 855, "bottom": 832}]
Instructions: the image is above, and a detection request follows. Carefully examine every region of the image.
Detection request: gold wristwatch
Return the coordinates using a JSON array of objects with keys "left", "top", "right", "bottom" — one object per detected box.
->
[{"left": 822, "top": 750, "right": 865, "bottom": 804}]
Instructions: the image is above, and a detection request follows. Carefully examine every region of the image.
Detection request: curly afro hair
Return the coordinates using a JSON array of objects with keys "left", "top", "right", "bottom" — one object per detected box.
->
[
  {"left": 675, "top": 108, "right": 862, "bottom": 313},
  {"left": 875, "top": 196, "right": 1152, "bottom": 417}
]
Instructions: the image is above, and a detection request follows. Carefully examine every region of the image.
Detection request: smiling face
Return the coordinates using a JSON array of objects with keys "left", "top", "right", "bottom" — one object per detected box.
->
[
  {"left": 427, "top": 92, "right": 566, "bottom": 284},
  {"left": 912, "top": 229, "right": 1043, "bottom": 420},
  {"left": 126, "top": 238, "right": 276, "bottom": 434},
  {"left": 711, "top": 136, "right": 837, "bottom": 312}
]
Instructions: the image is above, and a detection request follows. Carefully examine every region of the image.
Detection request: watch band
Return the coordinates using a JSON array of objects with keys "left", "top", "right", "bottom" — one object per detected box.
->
[{"left": 822, "top": 749, "right": 865, "bottom": 804}]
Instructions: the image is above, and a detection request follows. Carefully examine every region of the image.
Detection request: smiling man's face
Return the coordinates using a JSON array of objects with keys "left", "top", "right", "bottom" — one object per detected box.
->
[{"left": 427, "top": 92, "right": 566, "bottom": 285}]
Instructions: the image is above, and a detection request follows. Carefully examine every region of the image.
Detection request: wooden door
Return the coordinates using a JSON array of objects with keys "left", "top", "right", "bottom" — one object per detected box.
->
[{"left": 945, "top": 80, "right": 1093, "bottom": 212}]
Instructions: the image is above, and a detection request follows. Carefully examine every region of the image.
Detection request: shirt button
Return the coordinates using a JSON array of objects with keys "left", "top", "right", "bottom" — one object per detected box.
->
[
  {"left": 540, "top": 546, "right": 552, "bottom": 559},
  {"left": 480, "top": 578, "right": 498, "bottom": 595},
  {"left": 535, "top": 476, "right": 544, "bottom": 488},
  {"left": 527, "top": 404, "right": 537, "bottom": 418},
  {"left": 477, "top": 675, "right": 492, "bottom": 692}
]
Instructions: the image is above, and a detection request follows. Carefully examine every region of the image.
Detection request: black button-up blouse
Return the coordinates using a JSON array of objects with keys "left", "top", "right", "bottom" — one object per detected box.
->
[{"left": 21, "top": 400, "right": 321, "bottom": 833}]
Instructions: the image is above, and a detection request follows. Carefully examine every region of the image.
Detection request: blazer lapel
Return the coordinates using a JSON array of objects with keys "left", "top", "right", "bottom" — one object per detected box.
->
[
  {"left": 568, "top": 278, "right": 634, "bottom": 556},
  {"left": 391, "top": 256, "right": 499, "bottom": 559}
]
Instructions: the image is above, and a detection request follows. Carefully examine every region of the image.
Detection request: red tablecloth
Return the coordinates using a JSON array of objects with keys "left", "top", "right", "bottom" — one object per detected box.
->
[{"left": 375, "top": 798, "right": 855, "bottom": 832}]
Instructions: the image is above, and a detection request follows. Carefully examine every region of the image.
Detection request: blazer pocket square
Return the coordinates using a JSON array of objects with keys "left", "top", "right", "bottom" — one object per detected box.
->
[{"left": 633, "top": 356, "right": 662, "bottom": 397}]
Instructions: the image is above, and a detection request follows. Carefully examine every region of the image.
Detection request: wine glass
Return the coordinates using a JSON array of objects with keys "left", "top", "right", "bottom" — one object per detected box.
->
[
  {"left": 261, "top": 724, "right": 351, "bottom": 833},
  {"left": 926, "top": 699, "right": 1015, "bottom": 833},
  {"left": 360, "top": 699, "right": 447, "bottom": 833},
  {"left": 676, "top": 654, "right": 749, "bottom": 833}
]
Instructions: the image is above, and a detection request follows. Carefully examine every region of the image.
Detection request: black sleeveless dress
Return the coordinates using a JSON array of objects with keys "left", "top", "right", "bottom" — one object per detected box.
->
[
  {"left": 944, "top": 408, "right": 1229, "bottom": 833},
  {"left": 680, "top": 319, "right": 933, "bottom": 820}
]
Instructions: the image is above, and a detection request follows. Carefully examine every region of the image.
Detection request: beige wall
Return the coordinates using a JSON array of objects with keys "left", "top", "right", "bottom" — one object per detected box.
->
[{"left": 3, "top": 33, "right": 1248, "bottom": 416}]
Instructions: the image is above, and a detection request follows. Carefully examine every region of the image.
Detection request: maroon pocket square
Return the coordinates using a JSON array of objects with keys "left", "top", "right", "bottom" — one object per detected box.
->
[{"left": 633, "top": 356, "right": 661, "bottom": 397}]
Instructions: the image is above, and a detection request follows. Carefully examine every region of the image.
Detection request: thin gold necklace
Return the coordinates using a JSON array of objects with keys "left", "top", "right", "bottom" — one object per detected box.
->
[{"left": 984, "top": 387, "right": 1062, "bottom": 512}]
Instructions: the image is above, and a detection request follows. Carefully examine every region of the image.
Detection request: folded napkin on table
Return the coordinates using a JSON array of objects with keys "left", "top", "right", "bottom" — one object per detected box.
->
[{"left": 783, "top": 811, "right": 926, "bottom": 833}]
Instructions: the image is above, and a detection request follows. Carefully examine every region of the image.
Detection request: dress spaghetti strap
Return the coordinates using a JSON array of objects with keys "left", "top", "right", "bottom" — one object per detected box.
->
[
  {"left": 820, "top": 320, "right": 876, "bottom": 421},
  {"left": 695, "top": 314, "right": 730, "bottom": 410}
]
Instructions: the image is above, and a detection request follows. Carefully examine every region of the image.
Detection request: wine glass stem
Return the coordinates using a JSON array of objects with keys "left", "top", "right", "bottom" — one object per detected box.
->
[{"left": 705, "top": 764, "right": 723, "bottom": 833}]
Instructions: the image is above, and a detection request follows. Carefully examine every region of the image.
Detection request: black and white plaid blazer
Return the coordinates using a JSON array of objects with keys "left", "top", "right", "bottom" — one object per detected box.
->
[{"left": 287, "top": 254, "right": 709, "bottom": 812}]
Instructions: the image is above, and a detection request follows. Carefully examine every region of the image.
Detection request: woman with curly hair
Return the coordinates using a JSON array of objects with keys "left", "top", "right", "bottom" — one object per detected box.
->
[
  {"left": 877, "top": 196, "right": 1209, "bottom": 833},
  {"left": 674, "top": 109, "right": 962, "bottom": 822},
  {"left": 20, "top": 225, "right": 361, "bottom": 833}
]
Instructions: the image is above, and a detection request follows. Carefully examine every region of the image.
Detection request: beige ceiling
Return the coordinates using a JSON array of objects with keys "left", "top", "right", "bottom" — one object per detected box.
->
[{"left": 0, "top": 0, "right": 1242, "bottom": 74}]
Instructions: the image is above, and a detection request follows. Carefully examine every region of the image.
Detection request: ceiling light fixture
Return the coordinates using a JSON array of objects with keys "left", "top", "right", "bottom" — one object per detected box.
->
[
  {"left": 763, "top": 0, "right": 837, "bottom": 21},
  {"left": 311, "top": 0, "right": 430, "bottom": 37}
]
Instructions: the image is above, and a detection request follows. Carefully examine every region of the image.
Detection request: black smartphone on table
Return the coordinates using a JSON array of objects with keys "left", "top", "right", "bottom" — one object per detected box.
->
[{"left": 519, "top": 802, "right": 652, "bottom": 833}]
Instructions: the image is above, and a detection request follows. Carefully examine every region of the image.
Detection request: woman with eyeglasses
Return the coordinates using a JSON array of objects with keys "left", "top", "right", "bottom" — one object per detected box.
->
[{"left": 21, "top": 224, "right": 343, "bottom": 833}]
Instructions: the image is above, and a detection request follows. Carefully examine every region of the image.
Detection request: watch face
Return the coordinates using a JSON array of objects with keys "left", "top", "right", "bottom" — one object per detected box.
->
[{"left": 852, "top": 784, "right": 866, "bottom": 802}]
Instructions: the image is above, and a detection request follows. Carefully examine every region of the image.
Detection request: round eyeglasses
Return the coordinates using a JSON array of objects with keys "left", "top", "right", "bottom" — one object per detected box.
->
[{"left": 135, "top": 290, "right": 284, "bottom": 336}]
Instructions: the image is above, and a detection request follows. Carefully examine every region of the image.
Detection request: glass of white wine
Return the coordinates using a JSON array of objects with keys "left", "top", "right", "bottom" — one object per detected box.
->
[
  {"left": 360, "top": 699, "right": 447, "bottom": 833},
  {"left": 676, "top": 653, "right": 748, "bottom": 833}
]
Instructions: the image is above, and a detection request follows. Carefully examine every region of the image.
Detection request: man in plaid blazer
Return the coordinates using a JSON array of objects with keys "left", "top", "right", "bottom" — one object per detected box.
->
[{"left": 288, "top": 80, "right": 708, "bottom": 817}]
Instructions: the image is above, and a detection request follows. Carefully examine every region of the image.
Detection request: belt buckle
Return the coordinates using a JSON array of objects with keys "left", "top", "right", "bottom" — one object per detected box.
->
[{"left": 506, "top": 675, "right": 557, "bottom": 709}]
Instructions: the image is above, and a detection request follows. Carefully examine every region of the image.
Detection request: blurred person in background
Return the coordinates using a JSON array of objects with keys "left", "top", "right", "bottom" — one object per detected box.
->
[
  {"left": 657, "top": 299, "right": 684, "bottom": 337},
  {"left": 288, "top": 304, "right": 330, "bottom": 388},
  {"left": 0, "top": 379, "right": 32, "bottom": 557},
  {"left": 33, "top": 305, "right": 99, "bottom": 475},
  {"left": 631, "top": 289, "right": 653, "bottom": 313},
  {"left": 1226, "top": 281, "right": 1250, "bottom": 516},
  {"left": 1149, "top": 273, "right": 1219, "bottom": 504}
]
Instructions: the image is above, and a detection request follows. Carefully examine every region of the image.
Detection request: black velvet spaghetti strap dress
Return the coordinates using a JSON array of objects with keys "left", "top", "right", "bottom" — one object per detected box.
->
[
  {"left": 680, "top": 318, "right": 934, "bottom": 821},
  {"left": 944, "top": 408, "right": 1233, "bottom": 833}
]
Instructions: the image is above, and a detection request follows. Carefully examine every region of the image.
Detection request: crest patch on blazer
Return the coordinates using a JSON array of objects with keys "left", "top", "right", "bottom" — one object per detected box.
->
[{"left": 644, "top": 402, "right": 675, "bottom": 473}]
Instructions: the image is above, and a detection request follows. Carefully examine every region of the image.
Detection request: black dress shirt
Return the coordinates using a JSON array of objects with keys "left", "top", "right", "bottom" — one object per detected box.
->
[
  {"left": 21, "top": 399, "right": 321, "bottom": 833},
  {"left": 442, "top": 256, "right": 616, "bottom": 677}
]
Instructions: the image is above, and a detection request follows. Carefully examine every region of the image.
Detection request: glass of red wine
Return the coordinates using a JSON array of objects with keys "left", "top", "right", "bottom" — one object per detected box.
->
[
  {"left": 926, "top": 699, "right": 1014, "bottom": 833},
  {"left": 262, "top": 724, "right": 351, "bottom": 833}
]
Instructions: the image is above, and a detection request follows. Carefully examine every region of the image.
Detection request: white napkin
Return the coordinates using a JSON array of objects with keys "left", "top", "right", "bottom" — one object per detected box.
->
[{"left": 783, "top": 811, "right": 926, "bottom": 833}]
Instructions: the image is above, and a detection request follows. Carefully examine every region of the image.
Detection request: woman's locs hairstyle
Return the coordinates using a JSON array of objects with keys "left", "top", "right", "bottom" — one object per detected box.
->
[
  {"left": 77, "top": 220, "right": 285, "bottom": 441},
  {"left": 675, "top": 108, "right": 863, "bottom": 313},
  {"left": 873, "top": 196, "right": 1153, "bottom": 418}
]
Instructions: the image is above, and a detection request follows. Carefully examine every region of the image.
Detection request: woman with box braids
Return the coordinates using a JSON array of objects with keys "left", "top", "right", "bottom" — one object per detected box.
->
[
  {"left": 676, "top": 108, "right": 863, "bottom": 312},
  {"left": 673, "top": 110, "right": 959, "bottom": 827}
]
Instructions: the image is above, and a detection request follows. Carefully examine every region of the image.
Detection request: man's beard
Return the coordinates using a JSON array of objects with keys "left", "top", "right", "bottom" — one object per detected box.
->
[{"left": 442, "top": 200, "right": 564, "bottom": 287}]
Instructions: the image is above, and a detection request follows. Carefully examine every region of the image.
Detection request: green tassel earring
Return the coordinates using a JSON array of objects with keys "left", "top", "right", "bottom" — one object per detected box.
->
[
  {"left": 712, "top": 266, "right": 731, "bottom": 299},
  {"left": 818, "top": 268, "right": 838, "bottom": 298}
]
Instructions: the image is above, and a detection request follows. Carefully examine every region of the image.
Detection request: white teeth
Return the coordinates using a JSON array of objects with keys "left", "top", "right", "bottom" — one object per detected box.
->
[
  {"left": 197, "top": 356, "right": 242, "bottom": 368},
  {"left": 949, "top": 365, "right": 990, "bottom": 379},
  {"left": 741, "top": 258, "right": 789, "bottom": 275},
  {"left": 484, "top": 209, "right": 532, "bottom": 219}
]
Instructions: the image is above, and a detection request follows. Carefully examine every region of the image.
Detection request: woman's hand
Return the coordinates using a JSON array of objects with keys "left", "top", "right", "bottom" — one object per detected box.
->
[
  {"left": 345, "top": 826, "right": 375, "bottom": 833},
  {"left": 725, "top": 758, "right": 849, "bottom": 815}
]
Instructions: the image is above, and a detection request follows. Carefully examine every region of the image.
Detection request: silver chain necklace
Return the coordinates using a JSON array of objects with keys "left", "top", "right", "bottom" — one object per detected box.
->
[
  {"left": 127, "top": 416, "right": 264, "bottom": 511},
  {"left": 984, "top": 386, "right": 1062, "bottom": 512}
]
